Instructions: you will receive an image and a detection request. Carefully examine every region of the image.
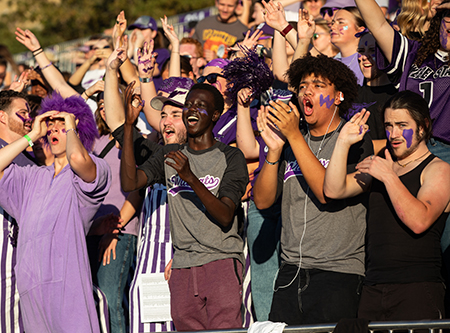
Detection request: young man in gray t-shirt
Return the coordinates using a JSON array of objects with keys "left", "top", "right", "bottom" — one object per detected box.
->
[{"left": 254, "top": 54, "right": 373, "bottom": 325}]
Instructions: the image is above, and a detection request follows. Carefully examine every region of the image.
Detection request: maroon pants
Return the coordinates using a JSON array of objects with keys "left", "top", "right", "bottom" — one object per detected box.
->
[{"left": 168, "top": 258, "right": 243, "bottom": 331}]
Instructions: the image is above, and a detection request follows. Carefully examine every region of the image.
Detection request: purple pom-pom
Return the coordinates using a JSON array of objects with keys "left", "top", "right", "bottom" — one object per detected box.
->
[{"left": 222, "top": 47, "right": 274, "bottom": 106}]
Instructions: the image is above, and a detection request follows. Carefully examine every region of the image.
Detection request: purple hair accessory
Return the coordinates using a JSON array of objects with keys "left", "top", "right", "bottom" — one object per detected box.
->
[
  {"left": 158, "top": 77, "right": 194, "bottom": 94},
  {"left": 205, "top": 58, "right": 231, "bottom": 70},
  {"left": 222, "top": 47, "right": 274, "bottom": 106},
  {"left": 39, "top": 92, "right": 99, "bottom": 152},
  {"left": 355, "top": 27, "right": 370, "bottom": 38}
]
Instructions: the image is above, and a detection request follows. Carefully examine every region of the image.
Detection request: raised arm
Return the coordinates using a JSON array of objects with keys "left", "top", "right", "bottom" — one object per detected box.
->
[
  {"left": 253, "top": 105, "right": 286, "bottom": 209},
  {"left": 104, "top": 36, "right": 128, "bottom": 131},
  {"left": 293, "top": 9, "right": 315, "bottom": 61},
  {"left": 262, "top": 0, "right": 297, "bottom": 82},
  {"left": 113, "top": 11, "right": 140, "bottom": 85},
  {"left": 161, "top": 16, "right": 181, "bottom": 78},
  {"left": 236, "top": 88, "right": 260, "bottom": 159},
  {"left": 15, "top": 28, "right": 78, "bottom": 98},
  {"left": 120, "top": 82, "right": 149, "bottom": 191},
  {"left": 138, "top": 40, "right": 160, "bottom": 130},
  {"left": 354, "top": 0, "right": 394, "bottom": 63},
  {"left": 60, "top": 111, "right": 96, "bottom": 182},
  {"left": 0, "top": 111, "right": 54, "bottom": 179},
  {"left": 324, "top": 111, "right": 372, "bottom": 199}
]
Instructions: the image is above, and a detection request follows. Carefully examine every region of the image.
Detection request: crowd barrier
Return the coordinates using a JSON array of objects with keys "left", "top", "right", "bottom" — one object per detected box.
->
[{"left": 170, "top": 320, "right": 450, "bottom": 333}]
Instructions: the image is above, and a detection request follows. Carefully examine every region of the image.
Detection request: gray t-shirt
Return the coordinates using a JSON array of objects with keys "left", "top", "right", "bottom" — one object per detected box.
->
[
  {"left": 278, "top": 120, "right": 373, "bottom": 276},
  {"left": 192, "top": 15, "right": 248, "bottom": 58},
  {"left": 139, "top": 141, "right": 248, "bottom": 269}
]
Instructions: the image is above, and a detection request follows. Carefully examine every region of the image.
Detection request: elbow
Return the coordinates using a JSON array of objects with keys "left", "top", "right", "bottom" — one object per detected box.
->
[
  {"left": 323, "top": 183, "right": 344, "bottom": 200},
  {"left": 409, "top": 222, "right": 430, "bottom": 235},
  {"left": 253, "top": 196, "right": 272, "bottom": 210},
  {"left": 120, "top": 179, "right": 136, "bottom": 193}
]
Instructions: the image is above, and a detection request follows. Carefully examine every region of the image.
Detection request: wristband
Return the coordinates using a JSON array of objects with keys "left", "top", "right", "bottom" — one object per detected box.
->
[
  {"left": 66, "top": 128, "right": 78, "bottom": 135},
  {"left": 139, "top": 77, "right": 153, "bottom": 83},
  {"left": 82, "top": 91, "right": 89, "bottom": 99},
  {"left": 265, "top": 158, "right": 279, "bottom": 165},
  {"left": 280, "top": 24, "right": 293, "bottom": 37},
  {"left": 24, "top": 134, "right": 34, "bottom": 147},
  {"left": 32, "top": 47, "right": 42, "bottom": 54},
  {"left": 33, "top": 50, "right": 43, "bottom": 57},
  {"left": 40, "top": 62, "right": 53, "bottom": 70}
]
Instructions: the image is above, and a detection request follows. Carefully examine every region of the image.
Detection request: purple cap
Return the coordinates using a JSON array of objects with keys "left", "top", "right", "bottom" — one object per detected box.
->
[
  {"left": 128, "top": 16, "right": 157, "bottom": 30},
  {"left": 151, "top": 77, "right": 194, "bottom": 111},
  {"left": 205, "top": 58, "right": 231, "bottom": 70},
  {"left": 322, "top": 0, "right": 356, "bottom": 8}
]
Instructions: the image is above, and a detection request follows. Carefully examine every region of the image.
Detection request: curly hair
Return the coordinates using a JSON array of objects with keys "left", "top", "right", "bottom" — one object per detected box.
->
[
  {"left": 286, "top": 54, "right": 358, "bottom": 117},
  {"left": 415, "top": 2, "right": 450, "bottom": 67},
  {"left": 397, "top": 0, "right": 429, "bottom": 41},
  {"left": 39, "top": 92, "right": 99, "bottom": 151}
]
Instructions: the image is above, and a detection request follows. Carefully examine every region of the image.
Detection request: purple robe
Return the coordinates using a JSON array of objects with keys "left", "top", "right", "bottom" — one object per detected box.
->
[{"left": 0, "top": 155, "right": 111, "bottom": 333}]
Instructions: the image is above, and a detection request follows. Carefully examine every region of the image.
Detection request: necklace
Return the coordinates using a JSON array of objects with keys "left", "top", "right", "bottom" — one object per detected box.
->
[{"left": 396, "top": 151, "right": 430, "bottom": 168}]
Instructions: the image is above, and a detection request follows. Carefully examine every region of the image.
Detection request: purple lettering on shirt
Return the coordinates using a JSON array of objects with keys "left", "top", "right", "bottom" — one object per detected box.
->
[
  {"left": 403, "top": 128, "right": 414, "bottom": 148},
  {"left": 320, "top": 94, "right": 334, "bottom": 109}
]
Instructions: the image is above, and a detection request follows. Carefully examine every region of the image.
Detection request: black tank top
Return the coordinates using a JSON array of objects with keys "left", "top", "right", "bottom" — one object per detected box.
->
[{"left": 365, "top": 154, "right": 448, "bottom": 285}]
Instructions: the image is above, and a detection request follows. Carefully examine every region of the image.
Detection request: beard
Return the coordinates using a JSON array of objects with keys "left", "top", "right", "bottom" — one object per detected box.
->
[{"left": 8, "top": 117, "right": 29, "bottom": 137}]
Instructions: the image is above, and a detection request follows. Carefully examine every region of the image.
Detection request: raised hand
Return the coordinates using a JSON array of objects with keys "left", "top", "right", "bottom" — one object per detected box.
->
[
  {"left": 297, "top": 9, "right": 315, "bottom": 40},
  {"left": 257, "top": 105, "right": 286, "bottom": 152},
  {"left": 337, "top": 110, "right": 370, "bottom": 148},
  {"left": 15, "top": 28, "right": 41, "bottom": 52},
  {"left": 9, "top": 70, "right": 30, "bottom": 93},
  {"left": 237, "top": 87, "right": 254, "bottom": 108},
  {"left": 231, "top": 29, "right": 264, "bottom": 54},
  {"left": 106, "top": 35, "right": 128, "bottom": 71},
  {"left": 161, "top": 15, "right": 179, "bottom": 48},
  {"left": 262, "top": 0, "right": 288, "bottom": 32},
  {"left": 112, "top": 10, "right": 127, "bottom": 47},
  {"left": 85, "top": 80, "right": 105, "bottom": 98},
  {"left": 265, "top": 100, "right": 301, "bottom": 141},
  {"left": 137, "top": 40, "right": 157, "bottom": 79},
  {"left": 356, "top": 148, "right": 395, "bottom": 183},
  {"left": 124, "top": 81, "right": 144, "bottom": 125}
]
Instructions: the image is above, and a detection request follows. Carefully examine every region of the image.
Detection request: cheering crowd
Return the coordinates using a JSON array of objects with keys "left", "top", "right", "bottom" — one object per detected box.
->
[{"left": 1, "top": 0, "right": 450, "bottom": 332}]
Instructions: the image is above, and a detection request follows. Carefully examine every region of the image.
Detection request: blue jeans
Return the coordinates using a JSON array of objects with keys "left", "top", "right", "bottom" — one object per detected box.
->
[
  {"left": 427, "top": 138, "right": 450, "bottom": 252},
  {"left": 247, "top": 200, "right": 281, "bottom": 321},
  {"left": 97, "top": 233, "right": 137, "bottom": 333}
]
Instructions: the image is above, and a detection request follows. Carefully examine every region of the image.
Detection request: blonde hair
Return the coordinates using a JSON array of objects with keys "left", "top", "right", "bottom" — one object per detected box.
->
[{"left": 397, "top": 0, "right": 430, "bottom": 40}]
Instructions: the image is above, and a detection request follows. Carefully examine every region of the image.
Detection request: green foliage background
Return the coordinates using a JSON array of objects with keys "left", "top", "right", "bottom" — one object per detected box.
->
[{"left": 1, "top": 0, "right": 213, "bottom": 53}]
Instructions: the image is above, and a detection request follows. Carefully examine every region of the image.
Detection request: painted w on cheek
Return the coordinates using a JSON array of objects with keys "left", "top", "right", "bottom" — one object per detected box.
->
[{"left": 320, "top": 94, "right": 334, "bottom": 108}]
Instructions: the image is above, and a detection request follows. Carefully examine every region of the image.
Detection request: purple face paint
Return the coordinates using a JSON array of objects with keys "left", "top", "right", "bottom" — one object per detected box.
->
[
  {"left": 440, "top": 20, "right": 448, "bottom": 50},
  {"left": 385, "top": 129, "right": 391, "bottom": 141},
  {"left": 141, "top": 100, "right": 145, "bottom": 107},
  {"left": 15, "top": 112, "right": 32, "bottom": 124},
  {"left": 319, "top": 94, "right": 334, "bottom": 108},
  {"left": 402, "top": 128, "right": 414, "bottom": 148}
]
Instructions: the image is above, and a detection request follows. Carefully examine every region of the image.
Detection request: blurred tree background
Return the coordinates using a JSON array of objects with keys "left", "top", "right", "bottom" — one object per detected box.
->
[{"left": 1, "top": 0, "right": 213, "bottom": 53}]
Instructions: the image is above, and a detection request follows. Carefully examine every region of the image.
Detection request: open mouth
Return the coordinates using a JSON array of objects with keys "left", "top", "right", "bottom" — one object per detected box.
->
[
  {"left": 303, "top": 98, "right": 314, "bottom": 116},
  {"left": 51, "top": 136, "right": 59, "bottom": 145},
  {"left": 187, "top": 115, "right": 199, "bottom": 126}
]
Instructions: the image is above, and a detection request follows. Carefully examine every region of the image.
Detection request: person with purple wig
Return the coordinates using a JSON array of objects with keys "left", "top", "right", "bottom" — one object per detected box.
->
[{"left": 0, "top": 92, "right": 111, "bottom": 332}]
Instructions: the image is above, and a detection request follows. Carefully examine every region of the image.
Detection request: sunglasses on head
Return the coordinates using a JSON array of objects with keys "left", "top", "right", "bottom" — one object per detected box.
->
[
  {"left": 92, "top": 45, "right": 111, "bottom": 51},
  {"left": 320, "top": 7, "right": 339, "bottom": 18},
  {"left": 197, "top": 73, "right": 224, "bottom": 84}
]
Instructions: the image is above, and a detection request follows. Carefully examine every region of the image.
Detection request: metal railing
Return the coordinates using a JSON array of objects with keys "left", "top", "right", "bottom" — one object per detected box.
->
[{"left": 171, "top": 320, "right": 450, "bottom": 333}]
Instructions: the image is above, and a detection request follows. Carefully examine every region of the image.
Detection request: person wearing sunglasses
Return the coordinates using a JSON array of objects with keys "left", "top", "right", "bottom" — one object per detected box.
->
[
  {"left": 310, "top": 18, "right": 339, "bottom": 57},
  {"left": 319, "top": 0, "right": 356, "bottom": 24}
]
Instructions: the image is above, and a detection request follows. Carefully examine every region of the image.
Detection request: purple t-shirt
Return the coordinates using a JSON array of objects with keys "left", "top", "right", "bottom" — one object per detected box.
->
[
  {"left": 377, "top": 31, "right": 450, "bottom": 144},
  {"left": 336, "top": 52, "right": 364, "bottom": 86},
  {"left": 0, "top": 155, "right": 111, "bottom": 332},
  {"left": 213, "top": 105, "right": 258, "bottom": 145},
  {"left": 93, "top": 135, "right": 138, "bottom": 236}
]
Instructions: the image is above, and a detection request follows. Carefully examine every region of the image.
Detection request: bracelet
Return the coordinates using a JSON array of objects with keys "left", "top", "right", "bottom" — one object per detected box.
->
[
  {"left": 33, "top": 50, "right": 43, "bottom": 57},
  {"left": 32, "top": 47, "right": 42, "bottom": 54},
  {"left": 40, "top": 62, "right": 53, "bottom": 70},
  {"left": 139, "top": 77, "right": 153, "bottom": 83},
  {"left": 24, "top": 134, "right": 34, "bottom": 147},
  {"left": 66, "top": 128, "right": 78, "bottom": 135},
  {"left": 280, "top": 24, "right": 293, "bottom": 37},
  {"left": 265, "top": 158, "right": 279, "bottom": 165},
  {"left": 82, "top": 91, "right": 89, "bottom": 99}
]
